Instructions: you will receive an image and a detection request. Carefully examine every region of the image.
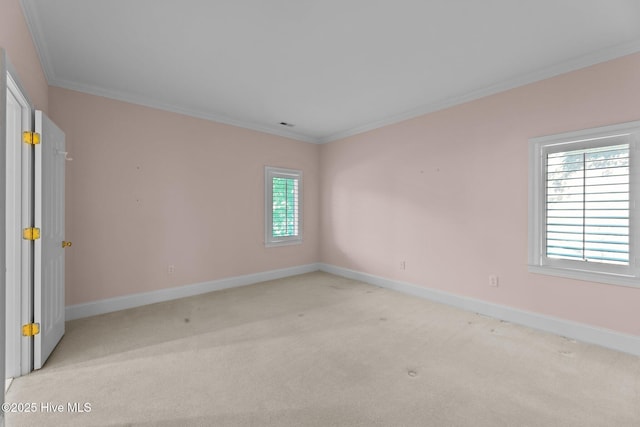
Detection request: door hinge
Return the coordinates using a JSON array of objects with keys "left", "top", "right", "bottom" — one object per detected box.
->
[
  {"left": 23, "top": 227, "right": 41, "bottom": 240},
  {"left": 22, "top": 323, "right": 40, "bottom": 337},
  {"left": 22, "top": 131, "right": 40, "bottom": 145}
]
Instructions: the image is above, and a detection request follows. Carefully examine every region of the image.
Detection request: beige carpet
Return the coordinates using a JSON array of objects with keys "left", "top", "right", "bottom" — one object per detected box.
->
[{"left": 5, "top": 272, "right": 640, "bottom": 426}]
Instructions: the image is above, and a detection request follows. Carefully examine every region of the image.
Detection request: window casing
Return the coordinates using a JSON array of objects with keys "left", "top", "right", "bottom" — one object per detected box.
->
[
  {"left": 265, "top": 166, "right": 302, "bottom": 247},
  {"left": 528, "top": 121, "right": 640, "bottom": 288}
]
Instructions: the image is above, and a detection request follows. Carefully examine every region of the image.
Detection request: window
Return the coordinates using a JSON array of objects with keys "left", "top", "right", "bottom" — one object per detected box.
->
[
  {"left": 528, "top": 120, "right": 640, "bottom": 287},
  {"left": 265, "top": 166, "right": 302, "bottom": 247}
]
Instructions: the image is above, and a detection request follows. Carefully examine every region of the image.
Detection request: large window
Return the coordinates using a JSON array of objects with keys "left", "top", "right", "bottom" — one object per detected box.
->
[
  {"left": 265, "top": 166, "right": 302, "bottom": 247},
  {"left": 528, "top": 120, "right": 640, "bottom": 287}
]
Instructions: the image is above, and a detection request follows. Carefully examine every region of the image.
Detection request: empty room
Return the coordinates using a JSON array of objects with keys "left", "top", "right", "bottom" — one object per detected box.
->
[{"left": 2, "top": 1, "right": 640, "bottom": 426}]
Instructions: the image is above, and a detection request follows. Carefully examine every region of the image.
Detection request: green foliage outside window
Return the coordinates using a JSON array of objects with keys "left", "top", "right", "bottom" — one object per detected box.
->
[{"left": 272, "top": 177, "right": 299, "bottom": 237}]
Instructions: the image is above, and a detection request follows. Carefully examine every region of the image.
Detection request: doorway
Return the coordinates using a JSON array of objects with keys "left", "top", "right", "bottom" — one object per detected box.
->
[{"left": 4, "top": 69, "right": 67, "bottom": 387}]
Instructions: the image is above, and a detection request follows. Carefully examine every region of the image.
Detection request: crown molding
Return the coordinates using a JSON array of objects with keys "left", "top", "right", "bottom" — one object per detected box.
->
[
  {"left": 20, "top": 0, "right": 56, "bottom": 84},
  {"left": 319, "top": 38, "right": 640, "bottom": 144},
  {"left": 21, "top": 0, "right": 640, "bottom": 146},
  {"left": 50, "top": 78, "right": 322, "bottom": 144},
  {"left": 21, "top": 0, "right": 319, "bottom": 144}
]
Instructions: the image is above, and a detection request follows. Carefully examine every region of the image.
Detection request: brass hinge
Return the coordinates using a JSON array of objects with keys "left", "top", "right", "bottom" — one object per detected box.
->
[
  {"left": 23, "top": 227, "right": 41, "bottom": 240},
  {"left": 22, "top": 131, "right": 40, "bottom": 145},
  {"left": 22, "top": 323, "right": 40, "bottom": 337}
]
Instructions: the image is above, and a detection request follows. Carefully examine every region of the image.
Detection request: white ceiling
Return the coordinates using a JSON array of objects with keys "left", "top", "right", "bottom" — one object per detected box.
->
[{"left": 21, "top": 0, "right": 640, "bottom": 143}]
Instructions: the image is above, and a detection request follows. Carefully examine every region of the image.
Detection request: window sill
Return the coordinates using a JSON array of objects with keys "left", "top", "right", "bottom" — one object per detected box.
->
[
  {"left": 528, "top": 264, "right": 639, "bottom": 289},
  {"left": 265, "top": 239, "right": 303, "bottom": 248}
]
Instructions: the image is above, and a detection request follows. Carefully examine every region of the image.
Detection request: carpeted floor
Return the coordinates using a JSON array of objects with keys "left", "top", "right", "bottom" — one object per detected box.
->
[{"left": 5, "top": 271, "right": 640, "bottom": 426}]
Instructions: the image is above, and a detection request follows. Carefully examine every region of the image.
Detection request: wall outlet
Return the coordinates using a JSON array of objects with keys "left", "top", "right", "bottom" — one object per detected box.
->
[
  {"left": 168, "top": 265, "right": 175, "bottom": 274},
  {"left": 400, "top": 261, "right": 406, "bottom": 271},
  {"left": 489, "top": 275, "right": 499, "bottom": 287}
]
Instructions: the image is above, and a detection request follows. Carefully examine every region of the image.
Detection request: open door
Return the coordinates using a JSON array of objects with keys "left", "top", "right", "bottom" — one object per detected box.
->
[
  {"left": 33, "top": 110, "right": 66, "bottom": 370},
  {"left": 5, "top": 71, "right": 34, "bottom": 380}
]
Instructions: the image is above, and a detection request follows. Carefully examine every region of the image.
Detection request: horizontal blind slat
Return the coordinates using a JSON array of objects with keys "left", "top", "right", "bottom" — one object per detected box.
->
[
  {"left": 545, "top": 143, "right": 630, "bottom": 266},
  {"left": 272, "top": 177, "right": 300, "bottom": 238}
]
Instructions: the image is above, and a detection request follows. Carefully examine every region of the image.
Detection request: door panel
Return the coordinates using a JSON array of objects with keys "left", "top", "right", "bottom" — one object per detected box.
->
[
  {"left": 5, "top": 85, "right": 22, "bottom": 378},
  {"left": 5, "top": 74, "right": 33, "bottom": 378},
  {"left": 33, "top": 111, "right": 65, "bottom": 370}
]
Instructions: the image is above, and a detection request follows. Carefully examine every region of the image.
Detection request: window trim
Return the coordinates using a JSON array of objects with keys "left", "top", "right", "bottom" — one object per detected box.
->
[
  {"left": 265, "top": 166, "right": 303, "bottom": 247},
  {"left": 528, "top": 120, "right": 640, "bottom": 288}
]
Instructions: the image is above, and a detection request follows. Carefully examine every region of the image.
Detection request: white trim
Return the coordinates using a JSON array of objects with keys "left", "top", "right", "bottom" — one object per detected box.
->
[
  {"left": 528, "top": 265, "right": 640, "bottom": 289},
  {"left": 0, "top": 47, "right": 8, "bottom": 427},
  {"left": 318, "top": 263, "right": 640, "bottom": 357},
  {"left": 19, "top": 0, "right": 56, "bottom": 88},
  {"left": 50, "top": 79, "right": 320, "bottom": 144},
  {"left": 21, "top": 0, "right": 316, "bottom": 147},
  {"left": 5, "top": 70, "right": 34, "bottom": 378},
  {"left": 528, "top": 120, "right": 640, "bottom": 288},
  {"left": 21, "top": 0, "right": 640, "bottom": 147},
  {"left": 265, "top": 166, "right": 303, "bottom": 247},
  {"left": 529, "top": 120, "right": 640, "bottom": 146},
  {"left": 22, "top": 0, "right": 319, "bottom": 144},
  {"left": 65, "top": 263, "right": 320, "bottom": 321},
  {"left": 319, "top": 39, "right": 640, "bottom": 143},
  {"left": 64, "top": 262, "right": 640, "bottom": 355},
  {"left": 49, "top": 35, "right": 640, "bottom": 146}
]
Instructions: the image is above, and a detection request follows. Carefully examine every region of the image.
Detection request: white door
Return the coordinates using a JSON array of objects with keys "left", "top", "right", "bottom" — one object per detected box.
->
[
  {"left": 5, "top": 73, "right": 33, "bottom": 379},
  {"left": 5, "top": 78, "right": 25, "bottom": 379},
  {"left": 33, "top": 110, "right": 66, "bottom": 370}
]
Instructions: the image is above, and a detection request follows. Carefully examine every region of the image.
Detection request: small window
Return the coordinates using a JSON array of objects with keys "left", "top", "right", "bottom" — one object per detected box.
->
[
  {"left": 528, "top": 120, "right": 640, "bottom": 287},
  {"left": 265, "top": 166, "right": 302, "bottom": 247}
]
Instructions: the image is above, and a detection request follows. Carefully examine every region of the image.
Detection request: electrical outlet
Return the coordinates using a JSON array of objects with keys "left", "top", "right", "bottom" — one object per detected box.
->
[
  {"left": 168, "top": 265, "right": 175, "bottom": 274},
  {"left": 400, "top": 261, "right": 406, "bottom": 271},
  {"left": 489, "top": 275, "right": 499, "bottom": 287}
]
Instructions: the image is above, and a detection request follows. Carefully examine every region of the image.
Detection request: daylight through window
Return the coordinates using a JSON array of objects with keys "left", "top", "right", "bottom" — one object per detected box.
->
[
  {"left": 265, "top": 167, "right": 302, "bottom": 247},
  {"left": 272, "top": 176, "right": 299, "bottom": 238},
  {"left": 546, "top": 144, "right": 629, "bottom": 265},
  {"left": 528, "top": 120, "right": 640, "bottom": 287}
]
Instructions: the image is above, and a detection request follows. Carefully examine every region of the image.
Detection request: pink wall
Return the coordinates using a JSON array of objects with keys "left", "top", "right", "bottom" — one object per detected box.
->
[
  {"left": 320, "top": 53, "right": 640, "bottom": 336},
  {"left": 0, "top": 0, "right": 48, "bottom": 111},
  {"left": 48, "top": 87, "right": 320, "bottom": 305},
  {"left": 5, "top": 0, "right": 639, "bottom": 336}
]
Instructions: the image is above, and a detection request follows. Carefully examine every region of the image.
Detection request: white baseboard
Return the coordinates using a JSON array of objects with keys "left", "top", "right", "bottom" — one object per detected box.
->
[
  {"left": 65, "top": 263, "right": 321, "bottom": 321},
  {"left": 319, "top": 263, "right": 640, "bottom": 357},
  {"left": 65, "top": 261, "right": 640, "bottom": 356}
]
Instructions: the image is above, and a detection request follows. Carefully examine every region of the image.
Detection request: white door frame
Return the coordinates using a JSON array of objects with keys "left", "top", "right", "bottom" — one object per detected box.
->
[
  {"left": 1, "top": 48, "right": 8, "bottom": 427},
  {"left": 4, "top": 70, "right": 33, "bottom": 380}
]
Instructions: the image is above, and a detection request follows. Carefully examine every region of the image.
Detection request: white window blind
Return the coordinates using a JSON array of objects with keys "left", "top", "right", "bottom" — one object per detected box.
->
[
  {"left": 546, "top": 143, "right": 630, "bottom": 265},
  {"left": 272, "top": 176, "right": 299, "bottom": 238},
  {"left": 528, "top": 120, "right": 640, "bottom": 288}
]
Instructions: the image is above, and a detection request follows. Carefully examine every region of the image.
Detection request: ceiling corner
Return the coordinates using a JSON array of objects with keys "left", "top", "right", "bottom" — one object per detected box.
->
[{"left": 20, "top": 0, "right": 56, "bottom": 84}]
